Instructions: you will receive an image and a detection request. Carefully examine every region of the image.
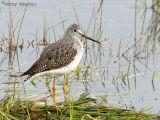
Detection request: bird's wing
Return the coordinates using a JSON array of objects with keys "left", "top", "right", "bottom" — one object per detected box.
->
[
  {"left": 40, "top": 39, "right": 63, "bottom": 57},
  {"left": 21, "top": 41, "right": 77, "bottom": 78}
]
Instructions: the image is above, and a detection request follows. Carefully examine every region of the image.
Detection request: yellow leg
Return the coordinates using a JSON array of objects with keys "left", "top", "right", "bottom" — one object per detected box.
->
[
  {"left": 52, "top": 77, "right": 56, "bottom": 104},
  {"left": 63, "top": 74, "right": 68, "bottom": 100}
]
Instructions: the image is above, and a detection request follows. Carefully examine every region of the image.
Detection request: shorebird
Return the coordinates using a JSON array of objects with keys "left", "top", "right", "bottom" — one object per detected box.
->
[{"left": 20, "top": 24, "right": 100, "bottom": 103}]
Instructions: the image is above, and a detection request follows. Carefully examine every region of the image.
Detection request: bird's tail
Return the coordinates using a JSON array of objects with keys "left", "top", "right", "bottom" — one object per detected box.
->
[
  {"left": 19, "top": 72, "right": 32, "bottom": 82},
  {"left": 19, "top": 71, "right": 28, "bottom": 77}
]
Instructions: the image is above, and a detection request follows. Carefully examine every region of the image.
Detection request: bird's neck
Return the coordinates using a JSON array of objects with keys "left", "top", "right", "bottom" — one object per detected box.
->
[
  {"left": 63, "top": 33, "right": 83, "bottom": 48},
  {"left": 63, "top": 34, "right": 79, "bottom": 42}
]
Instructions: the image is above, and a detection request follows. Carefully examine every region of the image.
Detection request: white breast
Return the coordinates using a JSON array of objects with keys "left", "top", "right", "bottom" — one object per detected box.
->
[{"left": 32, "top": 37, "right": 83, "bottom": 79}]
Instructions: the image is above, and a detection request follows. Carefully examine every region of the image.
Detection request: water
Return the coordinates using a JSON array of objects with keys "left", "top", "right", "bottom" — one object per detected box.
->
[{"left": 0, "top": 0, "right": 160, "bottom": 113}]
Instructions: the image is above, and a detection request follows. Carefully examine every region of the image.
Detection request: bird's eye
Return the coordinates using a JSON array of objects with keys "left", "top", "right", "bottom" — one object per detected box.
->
[{"left": 74, "top": 29, "right": 77, "bottom": 32}]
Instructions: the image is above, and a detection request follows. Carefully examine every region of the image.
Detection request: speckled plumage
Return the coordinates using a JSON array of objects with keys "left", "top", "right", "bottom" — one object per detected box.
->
[
  {"left": 20, "top": 24, "right": 99, "bottom": 81},
  {"left": 21, "top": 24, "right": 83, "bottom": 80}
]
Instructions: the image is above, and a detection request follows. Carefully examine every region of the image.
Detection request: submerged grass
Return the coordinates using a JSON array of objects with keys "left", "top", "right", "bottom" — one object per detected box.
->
[{"left": 0, "top": 94, "right": 157, "bottom": 120}]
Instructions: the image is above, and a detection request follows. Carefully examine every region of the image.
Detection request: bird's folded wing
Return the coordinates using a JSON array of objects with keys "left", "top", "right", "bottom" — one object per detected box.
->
[{"left": 21, "top": 42, "right": 77, "bottom": 78}]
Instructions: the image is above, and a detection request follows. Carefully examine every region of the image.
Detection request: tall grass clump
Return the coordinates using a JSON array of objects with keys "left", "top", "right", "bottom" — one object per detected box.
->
[{"left": 0, "top": 94, "right": 158, "bottom": 120}]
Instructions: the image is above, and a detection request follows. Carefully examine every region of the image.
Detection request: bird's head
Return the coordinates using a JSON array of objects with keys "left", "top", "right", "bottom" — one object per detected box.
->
[{"left": 65, "top": 24, "right": 100, "bottom": 43}]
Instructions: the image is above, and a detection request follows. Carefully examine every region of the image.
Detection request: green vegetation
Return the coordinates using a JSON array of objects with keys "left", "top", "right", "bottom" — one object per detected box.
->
[
  {"left": 0, "top": 0, "right": 160, "bottom": 120},
  {"left": 0, "top": 94, "right": 158, "bottom": 120}
]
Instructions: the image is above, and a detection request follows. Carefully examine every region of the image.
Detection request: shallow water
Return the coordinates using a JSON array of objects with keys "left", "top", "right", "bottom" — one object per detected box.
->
[{"left": 0, "top": 0, "right": 160, "bottom": 113}]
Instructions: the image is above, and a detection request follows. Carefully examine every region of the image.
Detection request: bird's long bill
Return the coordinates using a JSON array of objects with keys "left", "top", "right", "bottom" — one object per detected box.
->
[{"left": 79, "top": 33, "right": 100, "bottom": 44}]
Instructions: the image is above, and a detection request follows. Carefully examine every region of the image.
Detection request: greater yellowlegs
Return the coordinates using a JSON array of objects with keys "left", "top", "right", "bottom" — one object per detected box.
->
[{"left": 20, "top": 24, "right": 100, "bottom": 103}]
